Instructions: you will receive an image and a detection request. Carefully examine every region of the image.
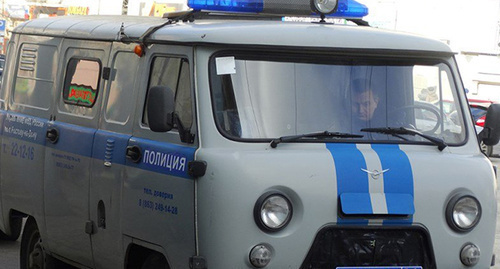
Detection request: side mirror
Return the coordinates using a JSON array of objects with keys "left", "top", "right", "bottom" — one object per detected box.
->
[
  {"left": 147, "top": 86, "right": 175, "bottom": 133},
  {"left": 479, "top": 104, "right": 500, "bottom": 146}
]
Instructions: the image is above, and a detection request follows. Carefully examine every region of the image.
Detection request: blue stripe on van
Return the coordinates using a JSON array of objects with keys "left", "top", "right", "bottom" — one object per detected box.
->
[
  {"left": 87, "top": 130, "right": 196, "bottom": 179},
  {"left": 2, "top": 112, "right": 48, "bottom": 146},
  {"left": 93, "top": 130, "right": 131, "bottom": 165},
  {"left": 339, "top": 193, "right": 372, "bottom": 215},
  {"left": 94, "top": 132, "right": 195, "bottom": 179},
  {"left": 47, "top": 121, "right": 95, "bottom": 157},
  {"left": 326, "top": 143, "right": 370, "bottom": 224},
  {"left": 371, "top": 144, "right": 414, "bottom": 223},
  {"left": 129, "top": 137, "right": 196, "bottom": 179},
  {"left": 3, "top": 111, "right": 196, "bottom": 179}
]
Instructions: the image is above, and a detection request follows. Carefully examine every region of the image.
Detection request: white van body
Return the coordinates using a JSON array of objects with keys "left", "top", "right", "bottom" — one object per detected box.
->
[{"left": 0, "top": 10, "right": 497, "bottom": 269}]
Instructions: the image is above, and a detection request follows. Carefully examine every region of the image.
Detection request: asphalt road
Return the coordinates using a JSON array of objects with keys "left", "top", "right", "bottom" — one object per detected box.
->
[
  {"left": 1, "top": 159, "right": 500, "bottom": 269},
  {"left": 0, "top": 235, "right": 20, "bottom": 268}
]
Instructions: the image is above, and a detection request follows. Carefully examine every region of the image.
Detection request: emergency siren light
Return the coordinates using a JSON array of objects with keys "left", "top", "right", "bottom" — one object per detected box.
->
[{"left": 187, "top": 0, "right": 368, "bottom": 19}]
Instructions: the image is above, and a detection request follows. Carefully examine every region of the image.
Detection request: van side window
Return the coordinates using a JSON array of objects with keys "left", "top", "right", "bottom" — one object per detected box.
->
[
  {"left": 143, "top": 56, "right": 193, "bottom": 129},
  {"left": 62, "top": 58, "right": 101, "bottom": 107},
  {"left": 105, "top": 52, "right": 140, "bottom": 124},
  {"left": 13, "top": 44, "right": 57, "bottom": 109}
]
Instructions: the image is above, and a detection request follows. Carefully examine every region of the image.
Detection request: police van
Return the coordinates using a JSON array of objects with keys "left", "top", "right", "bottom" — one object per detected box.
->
[{"left": 0, "top": 0, "right": 499, "bottom": 268}]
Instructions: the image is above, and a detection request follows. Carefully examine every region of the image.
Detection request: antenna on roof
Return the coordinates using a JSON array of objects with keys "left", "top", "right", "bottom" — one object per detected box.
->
[
  {"left": 116, "top": 22, "right": 130, "bottom": 41},
  {"left": 138, "top": 9, "right": 196, "bottom": 44}
]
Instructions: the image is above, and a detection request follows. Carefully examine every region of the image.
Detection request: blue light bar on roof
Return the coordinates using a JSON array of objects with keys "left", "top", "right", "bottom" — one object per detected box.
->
[
  {"left": 188, "top": 0, "right": 263, "bottom": 13},
  {"left": 330, "top": 0, "right": 368, "bottom": 18},
  {"left": 187, "top": 0, "right": 368, "bottom": 18}
]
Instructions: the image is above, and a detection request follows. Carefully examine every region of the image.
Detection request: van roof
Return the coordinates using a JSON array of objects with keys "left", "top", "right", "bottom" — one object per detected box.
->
[{"left": 14, "top": 15, "right": 452, "bottom": 54}]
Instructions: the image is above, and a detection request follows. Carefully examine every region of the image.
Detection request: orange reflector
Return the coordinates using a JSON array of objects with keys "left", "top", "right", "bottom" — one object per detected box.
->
[{"left": 134, "top": 45, "right": 145, "bottom": 57}]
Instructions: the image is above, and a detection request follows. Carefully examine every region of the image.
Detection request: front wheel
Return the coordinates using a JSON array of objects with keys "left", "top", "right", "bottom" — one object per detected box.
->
[{"left": 20, "top": 218, "right": 58, "bottom": 269}]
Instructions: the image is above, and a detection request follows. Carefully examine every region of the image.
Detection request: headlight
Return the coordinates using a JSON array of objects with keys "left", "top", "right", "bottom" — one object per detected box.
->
[
  {"left": 254, "top": 192, "right": 292, "bottom": 232},
  {"left": 446, "top": 195, "right": 481, "bottom": 232}
]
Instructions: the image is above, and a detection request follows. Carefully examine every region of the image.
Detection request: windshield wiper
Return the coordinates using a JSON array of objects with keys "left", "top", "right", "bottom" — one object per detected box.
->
[
  {"left": 361, "top": 127, "right": 447, "bottom": 151},
  {"left": 270, "top": 131, "right": 363, "bottom": 148}
]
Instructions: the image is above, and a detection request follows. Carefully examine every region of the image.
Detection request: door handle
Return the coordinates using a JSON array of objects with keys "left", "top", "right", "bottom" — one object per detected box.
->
[
  {"left": 97, "top": 200, "right": 106, "bottom": 229},
  {"left": 126, "top": 146, "right": 142, "bottom": 163},
  {"left": 46, "top": 128, "right": 59, "bottom": 144}
]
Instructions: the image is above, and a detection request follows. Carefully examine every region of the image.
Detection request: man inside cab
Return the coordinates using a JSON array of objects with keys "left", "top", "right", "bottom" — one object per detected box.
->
[{"left": 350, "top": 78, "right": 383, "bottom": 132}]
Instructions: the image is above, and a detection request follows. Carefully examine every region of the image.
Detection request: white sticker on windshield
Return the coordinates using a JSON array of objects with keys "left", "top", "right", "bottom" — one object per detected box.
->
[{"left": 216, "top": 57, "right": 236, "bottom": 75}]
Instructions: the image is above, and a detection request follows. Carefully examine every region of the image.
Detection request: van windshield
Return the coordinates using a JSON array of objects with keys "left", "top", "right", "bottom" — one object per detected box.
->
[{"left": 210, "top": 53, "right": 466, "bottom": 145}]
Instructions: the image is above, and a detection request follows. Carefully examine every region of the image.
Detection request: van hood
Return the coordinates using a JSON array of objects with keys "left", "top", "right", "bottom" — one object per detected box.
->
[{"left": 327, "top": 143, "right": 415, "bottom": 221}]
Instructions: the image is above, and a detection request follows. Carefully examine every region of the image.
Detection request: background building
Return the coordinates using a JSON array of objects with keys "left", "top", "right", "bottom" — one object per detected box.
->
[
  {"left": 364, "top": 0, "right": 500, "bottom": 101},
  {"left": 1, "top": 0, "right": 90, "bottom": 53}
]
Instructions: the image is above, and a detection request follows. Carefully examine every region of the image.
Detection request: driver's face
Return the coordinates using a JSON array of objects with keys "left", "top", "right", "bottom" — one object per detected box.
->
[{"left": 352, "top": 90, "right": 379, "bottom": 121}]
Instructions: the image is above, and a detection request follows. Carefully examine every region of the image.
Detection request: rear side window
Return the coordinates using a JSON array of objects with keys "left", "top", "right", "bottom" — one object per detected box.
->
[
  {"left": 105, "top": 52, "right": 139, "bottom": 124},
  {"left": 13, "top": 44, "right": 57, "bottom": 109},
  {"left": 62, "top": 58, "right": 101, "bottom": 107}
]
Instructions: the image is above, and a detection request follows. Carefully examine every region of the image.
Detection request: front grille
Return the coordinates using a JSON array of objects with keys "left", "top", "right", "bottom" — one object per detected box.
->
[{"left": 300, "top": 226, "right": 435, "bottom": 269}]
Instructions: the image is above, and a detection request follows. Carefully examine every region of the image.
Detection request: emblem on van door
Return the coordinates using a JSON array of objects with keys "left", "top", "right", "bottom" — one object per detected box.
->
[{"left": 361, "top": 168, "right": 389, "bottom": 180}]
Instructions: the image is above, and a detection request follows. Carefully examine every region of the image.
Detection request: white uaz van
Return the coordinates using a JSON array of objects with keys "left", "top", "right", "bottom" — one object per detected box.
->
[{"left": 1, "top": 0, "right": 500, "bottom": 268}]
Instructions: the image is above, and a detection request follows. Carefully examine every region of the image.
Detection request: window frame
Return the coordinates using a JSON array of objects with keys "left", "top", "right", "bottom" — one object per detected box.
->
[
  {"left": 142, "top": 55, "right": 193, "bottom": 131},
  {"left": 11, "top": 43, "right": 58, "bottom": 111},
  {"left": 62, "top": 57, "right": 102, "bottom": 108},
  {"left": 103, "top": 51, "right": 140, "bottom": 125},
  {"left": 208, "top": 49, "right": 468, "bottom": 147}
]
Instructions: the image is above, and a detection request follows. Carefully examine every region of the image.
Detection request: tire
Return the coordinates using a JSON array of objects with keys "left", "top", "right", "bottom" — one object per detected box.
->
[
  {"left": 480, "top": 141, "right": 493, "bottom": 157},
  {"left": 141, "top": 253, "right": 169, "bottom": 269},
  {"left": 0, "top": 217, "right": 23, "bottom": 241},
  {"left": 20, "top": 218, "right": 58, "bottom": 269}
]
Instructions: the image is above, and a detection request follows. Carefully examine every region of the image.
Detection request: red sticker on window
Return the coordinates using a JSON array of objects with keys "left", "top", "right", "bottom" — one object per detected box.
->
[{"left": 68, "top": 85, "right": 96, "bottom": 105}]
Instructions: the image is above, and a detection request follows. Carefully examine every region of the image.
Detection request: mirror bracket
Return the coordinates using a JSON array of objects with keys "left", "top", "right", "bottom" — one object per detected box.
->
[
  {"left": 478, "top": 127, "right": 491, "bottom": 142},
  {"left": 174, "top": 114, "right": 195, "bottom": 144}
]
